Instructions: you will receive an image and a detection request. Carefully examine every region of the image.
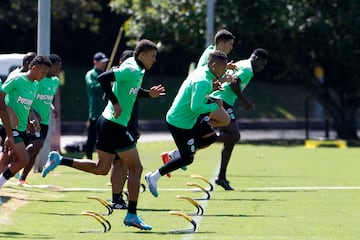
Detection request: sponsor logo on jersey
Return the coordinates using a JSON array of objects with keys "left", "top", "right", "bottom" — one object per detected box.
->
[
  {"left": 129, "top": 87, "right": 140, "bottom": 95},
  {"left": 36, "top": 93, "right": 54, "bottom": 104},
  {"left": 16, "top": 96, "right": 33, "bottom": 108}
]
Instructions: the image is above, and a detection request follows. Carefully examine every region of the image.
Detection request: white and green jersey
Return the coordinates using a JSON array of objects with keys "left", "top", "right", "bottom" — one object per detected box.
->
[
  {"left": 102, "top": 57, "right": 144, "bottom": 127},
  {"left": 196, "top": 45, "right": 215, "bottom": 68},
  {"left": 166, "top": 65, "right": 219, "bottom": 129},
  {"left": 2, "top": 73, "right": 39, "bottom": 131},
  {"left": 210, "top": 58, "right": 253, "bottom": 106},
  {"left": 32, "top": 76, "right": 60, "bottom": 125}
]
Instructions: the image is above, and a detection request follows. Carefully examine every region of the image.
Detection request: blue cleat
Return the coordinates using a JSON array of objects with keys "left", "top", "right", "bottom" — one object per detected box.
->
[
  {"left": 42, "top": 151, "right": 62, "bottom": 178},
  {"left": 144, "top": 172, "right": 158, "bottom": 197},
  {"left": 123, "top": 213, "right": 152, "bottom": 230}
]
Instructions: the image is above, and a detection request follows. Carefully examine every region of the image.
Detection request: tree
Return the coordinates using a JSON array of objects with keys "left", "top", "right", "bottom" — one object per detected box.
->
[{"left": 109, "top": 0, "right": 360, "bottom": 140}]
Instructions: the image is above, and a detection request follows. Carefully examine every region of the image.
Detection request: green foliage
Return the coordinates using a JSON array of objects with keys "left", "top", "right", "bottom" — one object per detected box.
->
[
  {"left": 109, "top": 0, "right": 360, "bottom": 139},
  {"left": 110, "top": 0, "right": 207, "bottom": 51}
]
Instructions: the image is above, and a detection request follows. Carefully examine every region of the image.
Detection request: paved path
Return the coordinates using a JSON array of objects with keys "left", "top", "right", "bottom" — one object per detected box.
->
[{"left": 60, "top": 129, "right": 338, "bottom": 151}]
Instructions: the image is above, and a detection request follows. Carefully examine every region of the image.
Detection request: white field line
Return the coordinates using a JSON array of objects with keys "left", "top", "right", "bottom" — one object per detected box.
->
[
  {"left": 244, "top": 186, "right": 360, "bottom": 191},
  {"left": 7, "top": 182, "right": 360, "bottom": 192},
  {"left": 6, "top": 182, "right": 208, "bottom": 192}
]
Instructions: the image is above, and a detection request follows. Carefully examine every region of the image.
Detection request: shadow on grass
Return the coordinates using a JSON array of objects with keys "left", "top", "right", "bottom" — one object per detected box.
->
[
  {"left": 204, "top": 213, "right": 283, "bottom": 218},
  {"left": 0, "top": 232, "right": 50, "bottom": 239},
  {"left": 211, "top": 197, "right": 285, "bottom": 202},
  {"left": 138, "top": 208, "right": 173, "bottom": 212}
]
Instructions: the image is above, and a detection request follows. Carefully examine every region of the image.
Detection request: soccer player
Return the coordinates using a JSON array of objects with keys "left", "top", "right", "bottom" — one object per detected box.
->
[
  {"left": 85, "top": 52, "right": 109, "bottom": 159},
  {"left": 161, "top": 29, "right": 240, "bottom": 166},
  {"left": 0, "top": 55, "right": 51, "bottom": 191},
  {"left": 109, "top": 50, "right": 165, "bottom": 209},
  {"left": 210, "top": 48, "right": 269, "bottom": 190},
  {"left": 197, "top": 29, "right": 235, "bottom": 68},
  {"left": 42, "top": 39, "right": 160, "bottom": 230},
  {"left": 145, "top": 50, "right": 229, "bottom": 198},
  {"left": 18, "top": 54, "right": 62, "bottom": 185}
]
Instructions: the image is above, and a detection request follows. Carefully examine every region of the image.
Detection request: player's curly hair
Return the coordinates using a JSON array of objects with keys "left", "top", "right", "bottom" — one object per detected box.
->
[
  {"left": 134, "top": 39, "right": 157, "bottom": 58},
  {"left": 29, "top": 55, "right": 52, "bottom": 69}
]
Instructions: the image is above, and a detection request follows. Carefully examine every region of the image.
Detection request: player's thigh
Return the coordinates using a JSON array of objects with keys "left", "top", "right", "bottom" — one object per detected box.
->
[
  {"left": 209, "top": 107, "right": 230, "bottom": 126},
  {"left": 96, "top": 150, "right": 116, "bottom": 172},
  {"left": 117, "top": 147, "right": 142, "bottom": 170}
]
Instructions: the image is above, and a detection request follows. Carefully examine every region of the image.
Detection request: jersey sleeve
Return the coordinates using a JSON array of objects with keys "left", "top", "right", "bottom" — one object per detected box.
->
[
  {"left": 113, "top": 66, "right": 139, "bottom": 83},
  {"left": 2, "top": 76, "right": 18, "bottom": 94}
]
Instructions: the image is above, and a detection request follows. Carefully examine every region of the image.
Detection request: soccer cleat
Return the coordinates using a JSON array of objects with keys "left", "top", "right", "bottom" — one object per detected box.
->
[
  {"left": 123, "top": 213, "right": 152, "bottom": 230},
  {"left": 215, "top": 177, "right": 234, "bottom": 191},
  {"left": 110, "top": 198, "right": 128, "bottom": 210},
  {"left": 161, "top": 152, "right": 171, "bottom": 178},
  {"left": 42, "top": 151, "right": 62, "bottom": 178},
  {"left": 144, "top": 172, "right": 158, "bottom": 197},
  {"left": 17, "top": 180, "right": 31, "bottom": 186}
]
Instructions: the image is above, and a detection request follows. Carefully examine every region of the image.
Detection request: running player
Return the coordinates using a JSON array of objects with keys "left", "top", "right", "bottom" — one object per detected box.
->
[
  {"left": 161, "top": 29, "right": 241, "bottom": 167},
  {"left": 42, "top": 39, "right": 160, "bottom": 230},
  {"left": 0, "top": 55, "right": 51, "bottom": 192},
  {"left": 109, "top": 50, "right": 165, "bottom": 209},
  {"left": 145, "top": 50, "right": 229, "bottom": 198},
  {"left": 18, "top": 54, "right": 62, "bottom": 185},
  {"left": 210, "top": 48, "right": 269, "bottom": 190}
]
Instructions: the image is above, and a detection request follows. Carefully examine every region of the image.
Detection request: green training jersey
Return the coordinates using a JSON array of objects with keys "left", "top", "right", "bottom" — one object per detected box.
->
[
  {"left": 210, "top": 58, "right": 253, "bottom": 106},
  {"left": 85, "top": 67, "right": 107, "bottom": 120},
  {"left": 32, "top": 76, "right": 60, "bottom": 125},
  {"left": 166, "top": 65, "right": 219, "bottom": 129},
  {"left": 102, "top": 57, "right": 144, "bottom": 127},
  {"left": 196, "top": 45, "right": 215, "bottom": 68},
  {"left": 2, "top": 73, "right": 39, "bottom": 131}
]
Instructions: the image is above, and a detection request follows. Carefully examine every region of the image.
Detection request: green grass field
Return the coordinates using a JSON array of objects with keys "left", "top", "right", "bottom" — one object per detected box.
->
[{"left": 1, "top": 142, "right": 360, "bottom": 240}]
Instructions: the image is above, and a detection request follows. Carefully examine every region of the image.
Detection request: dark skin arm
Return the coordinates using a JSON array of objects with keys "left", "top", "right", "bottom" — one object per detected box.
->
[
  {"left": 229, "top": 78, "right": 254, "bottom": 110},
  {"left": 98, "top": 70, "right": 122, "bottom": 118},
  {"left": 0, "top": 92, "right": 14, "bottom": 151}
]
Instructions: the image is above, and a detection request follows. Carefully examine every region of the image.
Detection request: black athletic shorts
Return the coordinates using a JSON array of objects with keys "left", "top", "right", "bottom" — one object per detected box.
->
[
  {"left": 167, "top": 118, "right": 214, "bottom": 158},
  {"left": 223, "top": 101, "right": 236, "bottom": 122},
  {"left": 96, "top": 115, "right": 136, "bottom": 154},
  {"left": 27, "top": 123, "right": 49, "bottom": 142},
  {"left": 12, "top": 129, "right": 29, "bottom": 145},
  {"left": 0, "top": 126, "right": 29, "bottom": 148}
]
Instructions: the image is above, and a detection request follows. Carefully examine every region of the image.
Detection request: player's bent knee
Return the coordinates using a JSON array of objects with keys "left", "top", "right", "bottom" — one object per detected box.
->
[{"left": 197, "top": 133, "right": 217, "bottom": 149}]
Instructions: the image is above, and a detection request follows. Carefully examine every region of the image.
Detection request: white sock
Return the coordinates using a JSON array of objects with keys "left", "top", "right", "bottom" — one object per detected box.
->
[
  {"left": 151, "top": 170, "right": 161, "bottom": 182},
  {"left": 0, "top": 174, "right": 7, "bottom": 189},
  {"left": 169, "top": 149, "right": 180, "bottom": 159}
]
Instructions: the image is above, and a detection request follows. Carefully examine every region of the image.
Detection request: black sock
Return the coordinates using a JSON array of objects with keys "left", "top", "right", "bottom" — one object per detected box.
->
[
  {"left": 2, "top": 168, "right": 15, "bottom": 180},
  {"left": 219, "top": 168, "right": 226, "bottom": 179},
  {"left": 128, "top": 200, "right": 137, "bottom": 214},
  {"left": 112, "top": 193, "right": 123, "bottom": 202},
  {"left": 60, "top": 157, "right": 74, "bottom": 167}
]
